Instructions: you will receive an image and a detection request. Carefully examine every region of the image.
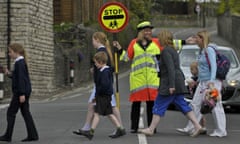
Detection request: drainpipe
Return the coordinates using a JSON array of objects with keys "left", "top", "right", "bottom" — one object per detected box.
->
[
  {"left": 0, "top": 0, "right": 11, "bottom": 99},
  {"left": 7, "top": 0, "right": 11, "bottom": 69}
]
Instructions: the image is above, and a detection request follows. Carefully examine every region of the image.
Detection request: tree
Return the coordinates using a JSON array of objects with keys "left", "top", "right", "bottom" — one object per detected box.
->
[
  {"left": 217, "top": 0, "right": 240, "bottom": 15},
  {"left": 129, "top": 0, "right": 152, "bottom": 21}
]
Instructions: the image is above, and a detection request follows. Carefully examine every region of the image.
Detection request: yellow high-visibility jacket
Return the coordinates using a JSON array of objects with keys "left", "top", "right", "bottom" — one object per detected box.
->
[{"left": 120, "top": 38, "right": 162, "bottom": 102}]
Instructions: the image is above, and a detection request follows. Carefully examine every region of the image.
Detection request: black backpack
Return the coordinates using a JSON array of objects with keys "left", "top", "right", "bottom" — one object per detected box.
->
[{"left": 204, "top": 46, "right": 230, "bottom": 80}]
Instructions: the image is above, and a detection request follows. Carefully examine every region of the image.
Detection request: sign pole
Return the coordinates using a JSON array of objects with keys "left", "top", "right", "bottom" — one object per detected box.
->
[
  {"left": 113, "top": 33, "right": 120, "bottom": 108},
  {"left": 98, "top": 1, "right": 129, "bottom": 109}
]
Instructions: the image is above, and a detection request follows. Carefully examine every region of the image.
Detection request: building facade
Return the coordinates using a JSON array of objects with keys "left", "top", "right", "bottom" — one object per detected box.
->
[{"left": 53, "top": 0, "right": 129, "bottom": 24}]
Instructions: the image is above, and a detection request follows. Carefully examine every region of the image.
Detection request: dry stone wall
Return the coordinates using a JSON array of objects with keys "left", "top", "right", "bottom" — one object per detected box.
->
[
  {"left": 0, "top": 0, "right": 56, "bottom": 98},
  {"left": 0, "top": 0, "right": 8, "bottom": 56}
]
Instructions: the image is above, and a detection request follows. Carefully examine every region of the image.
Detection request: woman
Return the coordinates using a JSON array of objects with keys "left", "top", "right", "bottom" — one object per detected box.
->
[
  {"left": 113, "top": 21, "right": 162, "bottom": 133},
  {"left": 139, "top": 30, "right": 203, "bottom": 137},
  {"left": 176, "top": 30, "right": 227, "bottom": 137}
]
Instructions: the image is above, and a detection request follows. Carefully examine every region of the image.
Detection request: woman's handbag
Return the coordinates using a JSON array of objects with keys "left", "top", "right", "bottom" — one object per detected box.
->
[
  {"left": 200, "top": 83, "right": 219, "bottom": 114},
  {"left": 200, "top": 98, "right": 216, "bottom": 114}
]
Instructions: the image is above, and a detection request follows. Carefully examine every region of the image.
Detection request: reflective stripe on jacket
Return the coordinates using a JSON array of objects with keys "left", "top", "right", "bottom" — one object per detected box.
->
[
  {"left": 120, "top": 38, "right": 161, "bottom": 102},
  {"left": 173, "top": 39, "right": 182, "bottom": 50}
]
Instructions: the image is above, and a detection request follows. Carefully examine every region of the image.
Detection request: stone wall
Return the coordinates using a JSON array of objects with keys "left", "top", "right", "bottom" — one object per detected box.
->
[
  {"left": 0, "top": 0, "right": 8, "bottom": 57},
  {"left": 54, "top": 25, "right": 95, "bottom": 89},
  {"left": 53, "top": 24, "right": 133, "bottom": 90},
  {"left": 0, "top": 0, "right": 55, "bottom": 99}
]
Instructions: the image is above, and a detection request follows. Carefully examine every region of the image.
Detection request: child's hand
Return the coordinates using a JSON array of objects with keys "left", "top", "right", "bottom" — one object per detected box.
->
[
  {"left": 19, "top": 95, "right": 26, "bottom": 103},
  {"left": 205, "top": 89, "right": 211, "bottom": 99},
  {"left": 189, "top": 81, "right": 196, "bottom": 88},
  {"left": 4, "top": 68, "right": 10, "bottom": 75},
  {"left": 207, "top": 82, "right": 214, "bottom": 89},
  {"left": 91, "top": 98, "right": 96, "bottom": 103},
  {"left": 186, "top": 79, "right": 196, "bottom": 88},
  {"left": 90, "top": 67, "right": 94, "bottom": 74},
  {"left": 169, "top": 88, "right": 175, "bottom": 95}
]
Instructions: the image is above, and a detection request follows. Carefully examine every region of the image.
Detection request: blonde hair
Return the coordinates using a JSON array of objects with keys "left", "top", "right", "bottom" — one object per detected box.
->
[
  {"left": 197, "top": 30, "right": 210, "bottom": 48},
  {"left": 9, "top": 43, "right": 28, "bottom": 64},
  {"left": 93, "top": 51, "right": 108, "bottom": 64},
  {"left": 190, "top": 61, "right": 198, "bottom": 70},
  {"left": 158, "top": 29, "right": 174, "bottom": 49},
  {"left": 92, "top": 32, "right": 114, "bottom": 66}
]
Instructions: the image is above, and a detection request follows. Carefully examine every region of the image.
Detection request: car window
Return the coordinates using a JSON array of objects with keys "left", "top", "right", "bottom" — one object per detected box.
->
[
  {"left": 179, "top": 49, "right": 199, "bottom": 67},
  {"left": 218, "top": 50, "right": 238, "bottom": 68},
  {"left": 179, "top": 48, "right": 238, "bottom": 68}
]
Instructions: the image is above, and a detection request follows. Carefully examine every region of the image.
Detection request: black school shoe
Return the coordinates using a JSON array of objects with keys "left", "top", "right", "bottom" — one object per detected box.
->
[
  {"left": 109, "top": 128, "right": 126, "bottom": 138},
  {"left": 81, "top": 130, "right": 94, "bottom": 140},
  {"left": 21, "top": 137, "right": 39, "bottom": 142},
  {"left": 130, "top": 129, "right": 138, "bottom": 133},
  {"left": 73, "top": 129, "right": 89, "bottom": 135},
  {"left": 0, "top": 135, "right": 11, "bottom": 142}
]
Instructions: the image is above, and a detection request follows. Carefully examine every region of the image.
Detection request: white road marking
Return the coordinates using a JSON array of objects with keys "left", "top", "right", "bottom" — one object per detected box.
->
[
  {"left": 61, "top": 93, "right": 83, "bottom": 100},
  {"left": 0, "top": 104, "right": 9, "bottom": 109},
  {"left": 138, "top": 133, "right": 148, "bottom": 144},
  {"left": 138, "top": 106, "right": 148, "bottom": 144}
]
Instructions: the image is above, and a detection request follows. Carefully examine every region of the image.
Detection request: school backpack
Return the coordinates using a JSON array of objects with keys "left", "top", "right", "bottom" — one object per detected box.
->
[{"left": 204, "top": 46, "right": 231, "bottom": 80}]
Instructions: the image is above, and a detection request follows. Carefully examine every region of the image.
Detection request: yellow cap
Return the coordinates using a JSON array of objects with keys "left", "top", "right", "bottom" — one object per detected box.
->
[{"left": 137, "top": 21, "right": 154, "bottom": 31}]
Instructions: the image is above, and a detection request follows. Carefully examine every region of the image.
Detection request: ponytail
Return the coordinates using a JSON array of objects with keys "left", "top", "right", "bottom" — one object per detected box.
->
[
  {"left": 105, "top": 39, "right": 114, "bottom": 66},
  {"left": 92, "top": 32, "right": 114, "bottom": 66}
]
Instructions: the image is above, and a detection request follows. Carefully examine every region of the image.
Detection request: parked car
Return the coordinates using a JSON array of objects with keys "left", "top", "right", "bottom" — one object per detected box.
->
[{"left": 179, "top": 44, "right": 240, "bottom": 110}]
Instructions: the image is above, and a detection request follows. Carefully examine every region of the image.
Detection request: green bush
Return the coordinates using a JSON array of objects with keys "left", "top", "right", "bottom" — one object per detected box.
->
[
  {"left": 217, "top": 0, "right": 240, "bottom": 15},
  {"left": 54, "top": 22, "right": 74, "bottom": 32}
]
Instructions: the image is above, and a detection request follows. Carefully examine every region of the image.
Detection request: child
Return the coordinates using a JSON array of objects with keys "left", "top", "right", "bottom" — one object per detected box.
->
[
  {"left": 186, "top": 62, "right": 199, "bottom": 97},
  {"left": 0, "top": 43, "right": 39, "bottom": 142},
  {"left": 81, "top": 52, "right": 125, "bottom": 140},
  {"left": 73, "top": 32, "right": 125, "bottom": 137},
  {"left": 178, "top": 61, "right": 207, "bottom": 134}
]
